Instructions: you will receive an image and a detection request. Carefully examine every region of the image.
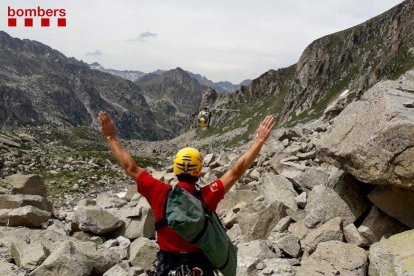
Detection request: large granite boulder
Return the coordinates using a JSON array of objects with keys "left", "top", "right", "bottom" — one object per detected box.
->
[
  {"left": 0, "top": 259, "right": 26, "bottom": 276},
  {"left": 237, "top": 201, "right": 288, "bottom": 241},
  {"left": 368, "top": 185, "right": 414, "bottom": 228},
  {"left": 304, "top": 172, "right": 370, "bottom": 228},
  {"left": 297, "top": 241, "right": 368, "bottom": 276},
  {"left": 11, "top": 240, "right": 49, "bottom": 270},
  {"left": 303, "top": 217, "right": 344, "bottom": 254},
  {"left": 0, "top": 194, "right": 53, "bottom": 213},
  {"left": 317, "top": 73, "right": 414, "bottom": 188},
  {"left": 73, "top": 206, "right": 124, "bottom": 235},
  {"left": 129, "top": 237, "right": 158, "bottom": 269},
  {"left": 2, "top": 206, "right": 51, "bottom": 228},
  {"left": 30, "top": 241, "right": 121, "bottom": 276},
  {"left": 3, "top": 174, "right": 47, "bottom": 196},
  {"left": 237, "top": 240, "right": 277, "bottom": 275},
  {"left": 358, "top": 206, "right": 407, "bottom": 245},
  {"left": 260, "top": 172, "right": 298, "bottom": 210},
  {"left": 369, "top": 229, "right": 414, "bottom": 276}
]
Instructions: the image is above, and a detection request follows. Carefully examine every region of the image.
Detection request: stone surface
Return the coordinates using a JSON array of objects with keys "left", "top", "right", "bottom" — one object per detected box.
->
[
  {"left": 295, "top": 192, "right": 307, "bottom": 209},
  {"left": 103, "top": 261, "right": 130, "bottom": 276},
  {"left": 129, "top": 237, "right": 159, "bottom": 269},
  {"left": 11, "top": 240, "right": 48, "bottom": 270},
  {"left": 237, "top": 240, "right": 277, "bottom": 275},
  {"left": 317, "top": 78, "right": 414, "bottom": 188},
  {"left": 260, "top": 173, "right": 298, "bottom": 210},
  {"left": 0, "top": 259, "right": 26, "bottom": 276},
  {"left": 369, "top": 229, "right": 414, "bottom": 276},
  {"left": 287, "top": 220, "right": 310, "bottom": 240},
  {"left": 238, "top": 201, "right": 288, "bottom": 241},
  {"left": 6, "top": 206, "right": 51, "bottom": 228},
  {"left": 261, "top": 258, "right": 296, "bottom": 276},
  {"left": 0, "top": 194, "right": 53, "bottom": 212},
  {"left": 30, "top": 241, "right": 93, "bottom": 276},
  {"left": 358, "top": 206, "right": 407, "bottom": 245},
  {"left": 297, "top": 241, "right": 368, "bottom": 276},
  {"left": 97, "top": 192, "right": 128, "bottom": 209},
  {"left": 303, "top": 217, "right": 344, "bottom": 254},
  {"left": 304, "top": 173, "right": 370, "bottom": 228},
  {"left": 272, "top": 216, "right": 293, "bottom": 233},
  {"left": 343, "top": 223, "right": 368, "bottom": 247},
  {"left": 291, "top": 168, "right": 330, "bottom": 191},
  {"left": 368, "top": 185, "right": 414, "bottom": 228},
  {"left": 4, "top": 174, "right": 47, "bottom": 196},
  {"left": 74, "top": 206, "right": 124, "bottom": 235},
  {"left": 30, "top": 239, "right": 121, "bottom": 276},
  {"left": 275, "top": 234, "right": 301, "bottom": 258}
]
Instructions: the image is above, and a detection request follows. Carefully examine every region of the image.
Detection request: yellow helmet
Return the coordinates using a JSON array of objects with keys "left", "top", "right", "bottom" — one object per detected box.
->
[{"left": 173, "top": 147, "right": 203, "bottom": 177}]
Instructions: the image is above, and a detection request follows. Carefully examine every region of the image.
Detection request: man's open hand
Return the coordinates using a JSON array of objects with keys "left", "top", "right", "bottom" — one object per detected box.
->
[
  {"left": 257, "top": 115, "right": 276, "bottom": 143},
  {"left": 98, "top": 111, "right": 116, "bottom": 138}
]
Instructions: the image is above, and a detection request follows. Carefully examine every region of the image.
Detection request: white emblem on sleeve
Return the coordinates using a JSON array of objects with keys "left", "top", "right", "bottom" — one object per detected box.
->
[{"left": 210, "top": 181, "right": 219, "bottom": 192}]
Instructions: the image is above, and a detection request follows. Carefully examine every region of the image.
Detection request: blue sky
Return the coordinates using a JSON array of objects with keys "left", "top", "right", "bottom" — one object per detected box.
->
[{"left": 1, "top": 0, "right": 404, "bottom": 83}]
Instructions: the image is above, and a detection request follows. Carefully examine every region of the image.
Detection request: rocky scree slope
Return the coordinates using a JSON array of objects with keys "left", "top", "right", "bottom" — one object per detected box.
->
[
  {"left": 201, "top": 0, "right": 414, "bottom": 143},
  {"left": 0, "top": 71, "right": 413, "bottom": 275}
]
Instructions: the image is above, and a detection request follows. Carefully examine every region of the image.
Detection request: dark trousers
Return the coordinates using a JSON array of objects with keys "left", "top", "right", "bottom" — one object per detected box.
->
[{"left": 156, "top": 251, "right": 215, "bottom": 276}]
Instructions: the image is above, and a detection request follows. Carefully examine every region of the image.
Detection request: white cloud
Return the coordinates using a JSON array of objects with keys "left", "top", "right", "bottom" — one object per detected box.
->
[
  {"left": 1, "top": 0, "right": 404, "bottom": 83},
  {"left": 85, "top": 49, "right": 102, "bottom": 56}
]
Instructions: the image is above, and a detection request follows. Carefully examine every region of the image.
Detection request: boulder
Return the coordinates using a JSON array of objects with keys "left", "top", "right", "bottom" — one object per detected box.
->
[
  {"left": 237, "top": 201, "right": 288, "bottom": 241},
  {"left": 4, "top": 174, "right": 47, "bottom": 196},
  {"left": 343, "top": 224, "right": 368, "bottom": 247},
  {"left": 259, "top": 258, "right": 296, "bottom": 276},
  {"left": 74, "top": 241, "right": 122, "bottom": 274},
  {"left": 297, "top": 241, "right": 368, "bottom": 276},
  {"left": 0, "top": 259, "right": 26, "bottom": 276},
  {"left": 103, "top": 261, "right": 130, "bottom": 276},
  {"left": 0, "top": 194, "right": 53, "bottom": 213},
  {"left": 290, "top": 167, "right": 330, "bottom": 191},
  {"left": 0, "top": 227, "right": 70, "bottom": 254},
  {"left": 129, "top": 237, "right": 159, "bottom": 269},
  {"left": 203, "top": 153, "right": 215, "bottom": 166},
  {"left": 109, "top": 199, "right": 155, "bottom": 240},
  {"left": 260, "top": 173, "right": 298, "bottom": 210},
  {"left": 226, "top": 223, "right": 246, "bottom": 245},
  {"left": 6, "top": 206, "right": 51, "bottom": 228},
  {"left": 103, "top": 260, "right": 142, "bottom": 276},
  {"left": 304, "top": 173, "right": 370, "bottom": 228},
  {"left": 124, "top": 186, "right": 138, "bottom": 202},
  {"left": 295, "top": 192, "right": 307, "bottom": 209},
  {"left": 369, "top": 229, "right": 414, "bottom": 276},
  {"left": 97, "top": 193, "right": 128, "bottom": 209},
  {"left": 317, "top": 77, "right": 414, "bottom": 188},
  {"left": 303, "top": 217, "right": 343, "bottom": 254},
  {"left": 30, "top": 241, "right": 92, "bottom": 276},
  {"left": 287, "top": 220, "right": 310, "bottom": 240},
  {"left": 217, "top": 190, "right": 259, "bottom": 213},
  {"left": 368, "top": 185, "right": 414, "bottom": 228},
  {"left": 74, "top": 206, "right": 124, "bottom": 235},
  {"left": 358, "top": 206, "right": 407, "bottom": 245},
  {"left": 237, "top": 240, "right": 277, "bottom": 275},
  {"left": 31, "top": 241, "right": 121, "bottom": 275},
  {"left": 11, "top": 241, "right": 48, "bottom": 270},
  {"left": 274, "top": 234, "right": 301, "bottom": 258},
  {"left": 272, "top": 216, "right": 293, "bottom": 233}
]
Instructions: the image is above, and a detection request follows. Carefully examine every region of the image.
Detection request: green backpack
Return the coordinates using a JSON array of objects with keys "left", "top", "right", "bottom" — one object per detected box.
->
[{"left": 155, "top": 185, "right": 238, "bottom": 276}]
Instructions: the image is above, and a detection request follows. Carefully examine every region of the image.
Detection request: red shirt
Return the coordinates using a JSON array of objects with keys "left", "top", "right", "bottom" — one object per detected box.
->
[{"left": 137, "top": 171, "right": 225, "bottom": 252}]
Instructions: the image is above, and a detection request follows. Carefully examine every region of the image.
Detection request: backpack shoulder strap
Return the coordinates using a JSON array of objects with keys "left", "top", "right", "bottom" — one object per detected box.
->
[{"left": 155, "top": 186, "right": 172, "bottom": 231}]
